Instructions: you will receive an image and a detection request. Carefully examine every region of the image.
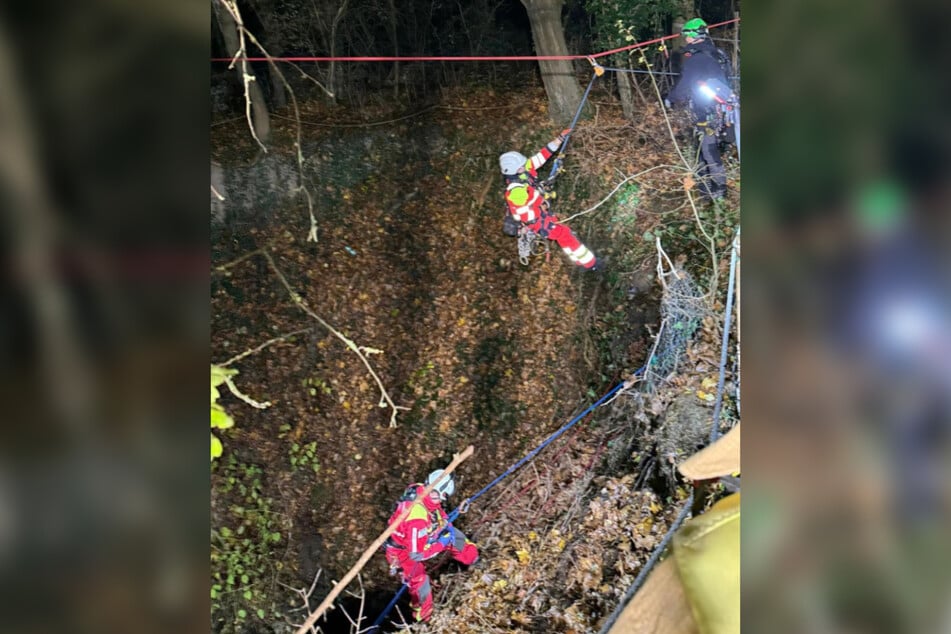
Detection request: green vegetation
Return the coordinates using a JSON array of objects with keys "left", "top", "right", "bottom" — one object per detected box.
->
[
  {"left": 211, "top": 455, "right": 288, "bottom": 632},
  {"left": 211, "top": 365, "right": 238, "bottom": 461},
  {"left": 289, "top": 440, "right": 320, "bottom": 474}
]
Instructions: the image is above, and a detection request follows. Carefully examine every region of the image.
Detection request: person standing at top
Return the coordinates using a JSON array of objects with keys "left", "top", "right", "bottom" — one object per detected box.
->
[{"left": 666, "top": 18, "right": 738, "bottom": 201}]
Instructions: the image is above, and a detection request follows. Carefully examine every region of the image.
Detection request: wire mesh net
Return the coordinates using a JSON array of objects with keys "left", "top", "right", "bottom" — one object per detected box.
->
[{"left": 642, "top": 268, "right": 708, "bottom": 390}]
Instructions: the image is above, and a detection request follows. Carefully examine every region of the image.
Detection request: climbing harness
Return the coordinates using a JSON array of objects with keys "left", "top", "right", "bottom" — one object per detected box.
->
[
  {"left": 695, "top": 78, "right": 740, "bottom": 160},
  {"left": 504, "top": 169, "right": 556, "bottom": 265}
]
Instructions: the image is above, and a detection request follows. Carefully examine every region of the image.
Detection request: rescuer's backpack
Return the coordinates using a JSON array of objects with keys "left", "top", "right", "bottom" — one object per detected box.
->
[{"left": 502, "top": 209, "right": 520, "bottom": 237}]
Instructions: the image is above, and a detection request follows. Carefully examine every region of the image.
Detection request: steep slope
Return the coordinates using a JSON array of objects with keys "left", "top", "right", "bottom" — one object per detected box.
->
[{"left": 211, "top": 82, "right": 739, "bottom": 633}]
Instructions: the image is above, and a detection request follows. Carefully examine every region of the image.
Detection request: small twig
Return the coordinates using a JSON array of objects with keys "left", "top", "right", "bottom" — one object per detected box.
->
[
  {"left": 639, "top": 49, "right": 690, "bottom": 169},
  {"left": 211, "top": 184, "right": 225, "bottom": 201},
  {"left": 216, "top": 328, "right": 310, "bottom": 367},
  {"left": 214, "top": 244, "right": 273, "bottom": 273},
  {"left": 223, "top": 375, "right": 271, "bottom": 409},
  {"left": 211, "top": 114, "right": 247, "bottom": 127},
  {"left": 354, "top": 575, "right": 366, "bottom": 634},
  {"left": 281, "top": 569, "right": 324, "bottom": 632},
  {"left": 685, "top": 188, "right": 718, "bottom": 298},
  {"left": 654, "top": 236, "right": 679, "bottom": 291},
  {"left": 638, "top": 317, "right": 668, "bottom": 389},
  {"left": 299, "top": 186, "right": 319, "bottom": 243},
  {"left": 284, "top": 60, "right": 335, "bottom": 98}
]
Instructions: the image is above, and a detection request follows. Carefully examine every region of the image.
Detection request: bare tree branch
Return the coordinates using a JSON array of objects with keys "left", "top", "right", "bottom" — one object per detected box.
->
[
  {"left": 216, "top": 328, "right": 310, "bottom": 367},
  {"left": 262, "top": 249, "right": 409, "bottom": 427}
]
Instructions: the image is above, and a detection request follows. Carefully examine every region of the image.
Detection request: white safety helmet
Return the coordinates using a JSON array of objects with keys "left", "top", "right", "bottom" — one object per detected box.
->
[
  {"left": 426, "top": 469, "right": 455, "bottom": 500},
  {"left": 499, "top": 151, "right": 528, "bottom": 176}
]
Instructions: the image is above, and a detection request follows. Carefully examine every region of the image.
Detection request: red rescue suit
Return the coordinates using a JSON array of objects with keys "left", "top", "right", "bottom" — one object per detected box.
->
[
  {"left": 503, "top": 145, "right": 597, "bottom": 269},
  {"left": 384, "top": 484, "right": 479, "bottom": 622}
]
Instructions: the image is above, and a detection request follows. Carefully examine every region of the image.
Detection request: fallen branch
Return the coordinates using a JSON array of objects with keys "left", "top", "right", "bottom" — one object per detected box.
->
[
  {"left": 262, "top": 249, "right": 408, "bottom": 427},
  {"left": 294, "top": 446, "right": 475, "bottom": 634},
  {"left": 213, "top": 243, "right": 275, "bottom": 274}
]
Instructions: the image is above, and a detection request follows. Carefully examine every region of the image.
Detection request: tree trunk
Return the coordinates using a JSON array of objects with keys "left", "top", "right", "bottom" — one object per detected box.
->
[
  {"left": 328, "top": 0, "right": 350, "bottom": 105},
  {"left": 617, "top": 69, "right": 634, "bottom": 120},
  {"left": 386, "top": 0, "right": 399, "bottom": 99},
  {"left": 520, "top": 0, "right": 581, "bottom": 124},
  {"left": 670, "top": 0, "right": 693, "bottom": 54},
  {"left": 269, "top": 67, "right": 287, "bottom": 109},
  {"left": 213, "top": 0, "right": 271, "bottom": 145}
]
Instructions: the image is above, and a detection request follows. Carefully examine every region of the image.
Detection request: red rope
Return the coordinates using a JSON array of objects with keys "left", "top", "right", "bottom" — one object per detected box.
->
[{"left": 212, "top": 18, "right": 738, "bottom": 63}]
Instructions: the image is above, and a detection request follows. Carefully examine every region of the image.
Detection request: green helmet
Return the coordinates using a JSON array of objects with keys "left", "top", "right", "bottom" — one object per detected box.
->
[{"left": 682, "top": 18, "right": 708, "bottom": 39}]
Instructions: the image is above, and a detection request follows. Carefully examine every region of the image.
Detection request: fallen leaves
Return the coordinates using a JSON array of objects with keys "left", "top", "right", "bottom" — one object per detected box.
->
[{"left": 212, "top": 82, "right": 738, "bottom": 631}]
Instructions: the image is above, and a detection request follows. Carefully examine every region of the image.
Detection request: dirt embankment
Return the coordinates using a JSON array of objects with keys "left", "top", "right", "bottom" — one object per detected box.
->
[{"left": 211, "top": 84, "right": 739, "bottom": 633}]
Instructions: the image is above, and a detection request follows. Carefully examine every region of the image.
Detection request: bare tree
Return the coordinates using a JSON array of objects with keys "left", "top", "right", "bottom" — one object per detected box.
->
[
  {"left": 520, "top": 0, "right": 582, "bottom": 123},
  {"left": 327, "top": 0, "right": 351, "bottom": 101},
  {"left": 617, "top": 69, "right": 635, "bottom": 119},
  {"left": 212, "top": 0, "right": 271, "bottom": 146},
  {"left": 385, "top": 0, "right": 400, "bottom": 99},
  {"left": 669, "top": 0, "right": 694, "bottom": 54}
]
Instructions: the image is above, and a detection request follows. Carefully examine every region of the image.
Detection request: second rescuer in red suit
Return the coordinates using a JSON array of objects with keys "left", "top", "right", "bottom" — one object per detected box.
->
[{"left": 383, "top": 470, "right": 478, "bottom": 622}]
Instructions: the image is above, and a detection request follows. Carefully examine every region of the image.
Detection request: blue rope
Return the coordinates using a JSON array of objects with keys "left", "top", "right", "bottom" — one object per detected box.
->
[
  {"left": 595, "top": 492, "right": 694, "bottom": 634},
  {"left": 709, "top": 228, "right": 739, "bottom": 442},
  {"left": 369, "top": 585, "right": 407, "bottom": 631},
  {"left": 547, "top": 70, "right": 600, "bottom": 183},
  {"left": 368, "top": 376, "right": 636, "bottom": 630},
  {"left": 450, "top": 379, "right": 628, "bottom": 517}
]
